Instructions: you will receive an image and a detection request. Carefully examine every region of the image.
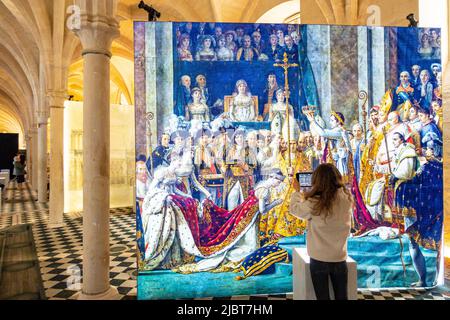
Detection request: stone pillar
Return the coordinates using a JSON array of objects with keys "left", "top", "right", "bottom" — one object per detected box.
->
[
  {"left": 25, "top": 132, "right": 32, "bottom": 183},
  {"left": 48, "top": 91, "right": 66, "bottom": 228},
  {"left": 37, "top": 112, "right": 49, "bottom": 203},
  {"left": 31, "top": 127, "right": 38, "bottom": 191},
  {"left": 75, "top": 14, "right": 120, "bottom": 300}
]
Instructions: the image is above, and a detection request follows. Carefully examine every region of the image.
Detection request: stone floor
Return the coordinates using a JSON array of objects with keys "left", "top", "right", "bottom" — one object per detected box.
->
[
  {"left": 0, "top": 181, "right": 449, "bottom": 300},
  {"left": 0, "top": 181, "right": 137, "bottom": 300}
]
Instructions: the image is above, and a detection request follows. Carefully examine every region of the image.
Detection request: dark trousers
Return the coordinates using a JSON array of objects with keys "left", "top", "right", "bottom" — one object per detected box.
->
[{"left": 310, "top": 258, "right": 348, "bottom": 300}]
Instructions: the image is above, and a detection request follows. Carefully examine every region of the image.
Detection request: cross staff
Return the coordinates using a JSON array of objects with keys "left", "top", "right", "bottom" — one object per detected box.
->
[
  {"left": 274, "top": 52, "right": 299, "bottom": 168},
  {"left": 358, "top": 90, "right": 368, "bottom": 145},
  {"left": 145, "top": 112, "right": 155, "bottom": 176}
]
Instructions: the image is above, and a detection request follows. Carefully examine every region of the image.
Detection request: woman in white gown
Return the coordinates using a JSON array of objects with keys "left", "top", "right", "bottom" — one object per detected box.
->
[
  {"left": 141, "top": 165, "right": 285, "bottom": 273},
  {"left": 229, "top": 80, "right": 256, "bottom": 122}
]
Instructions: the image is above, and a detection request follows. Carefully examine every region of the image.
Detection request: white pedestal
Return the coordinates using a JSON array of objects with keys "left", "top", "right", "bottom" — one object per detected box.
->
[
  {"left": 0, "top": 176, "right": 6, "bottom": 209},
  {"left": 0, "top": 172, "right": 10, "bottom": 186},
  {"left": 293, "top": 248, "right": 358, "bottom": 300}
]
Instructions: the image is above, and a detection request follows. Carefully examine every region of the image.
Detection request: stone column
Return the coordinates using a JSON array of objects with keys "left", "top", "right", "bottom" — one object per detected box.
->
[
  {"left": 31, "top": 127, "right": 38, "bottom": 191},
  {"left": 37, "top": 111, "right": 49, "bottom": 203},
  {"left": 48, "top": 91, "right": 66, "bottom": 228},
  {"left": 75, "top": 14, "right": 120, "bottom": 300},
  {"left": 25, "top": 132, "right": 32, "bottom": 183}
]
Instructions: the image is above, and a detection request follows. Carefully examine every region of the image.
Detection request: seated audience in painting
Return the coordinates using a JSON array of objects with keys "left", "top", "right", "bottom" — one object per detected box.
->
[
  {"left": 182, "top": 22, "right": 194, "bottom": 37},
  {"left": 252, "top": 31, "right": 265, "bottom": 54},
  {"left": 276, "top": 29, "right": 285, "bottom": 47},
  {"left": 206, "top": 22, "right": 216, "bottom": 35},
  {"left": 418, "top": 32, "right": 433, "bottom": 59},
  {"left": 195, "top": 35, "right": 217, "bottom": 61},
  {"left": 429, "top": 28, "right": 441, "bottom": 59},
  {"left": 235, "top": 26, "right": 245, "bottom": 47},
  {"left": 236, "top": 35, "right": 260, "bottom": 61},
  {"left": 287, "top": 24, "right": 297, "bottom": 37},
  {"left": 214, "top": 26, "right": 223, "bottom": 43},
  {"left": 291, "top": 31, "right": 300, "bottom": 45},
  {"left": 216, "top": 35, "right": 234, "bottom": 61},
  {"left": 177, "top": 34, "right": 193, "bottom": 62},
  {"left": 225, "top": 30, "right": 238, "bottom": 55},
  {"left": 264, "top": 34, "right": 282, "bottom": 62},
  {"left": 277, "top": 35, "right": 298, "bottom": 62}
]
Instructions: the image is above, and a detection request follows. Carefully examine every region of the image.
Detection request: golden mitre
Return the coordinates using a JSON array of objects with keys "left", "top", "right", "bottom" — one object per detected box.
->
[
  {"left": 380, "top": 90, "right": 393, "bottom": 115},
  {"left": 398, "top": 99, "right": 412, "bottom": 121}
]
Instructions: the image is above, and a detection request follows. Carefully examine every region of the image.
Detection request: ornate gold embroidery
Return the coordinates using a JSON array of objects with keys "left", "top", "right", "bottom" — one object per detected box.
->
[{"left": 198, "top": 203, "right": 259, "bottom": 256}]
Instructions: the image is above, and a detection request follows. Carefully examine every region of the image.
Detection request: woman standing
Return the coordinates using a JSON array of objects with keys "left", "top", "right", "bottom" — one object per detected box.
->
[
  {"left": 13, "top": 154, "right": 26, "bottom": 189},
  {"left": 186, "top": 87, "right": 210, "bottom": 122},
  {"left": 289, "top": 163, "right": 353, "bottom": 300}
]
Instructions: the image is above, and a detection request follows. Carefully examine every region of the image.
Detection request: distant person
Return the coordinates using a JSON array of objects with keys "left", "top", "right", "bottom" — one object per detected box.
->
[
  {"left": 13, "top": 153, "right": 26, "bottom": 189},
  {"left": 289, "top": 163, "right": 353, "bottom": 300}
]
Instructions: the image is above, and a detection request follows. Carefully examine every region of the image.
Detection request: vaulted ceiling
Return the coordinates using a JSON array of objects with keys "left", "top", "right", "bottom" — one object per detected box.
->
[{"left": 0, "top": 0, "right": 298, "bottom": 140}]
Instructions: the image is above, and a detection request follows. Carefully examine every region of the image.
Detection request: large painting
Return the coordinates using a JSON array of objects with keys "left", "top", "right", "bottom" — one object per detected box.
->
[{"left": 134, "top": 22, "right": 443, "bottom": 299}]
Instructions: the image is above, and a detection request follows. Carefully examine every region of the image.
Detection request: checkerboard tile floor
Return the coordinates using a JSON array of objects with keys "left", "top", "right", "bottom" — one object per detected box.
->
[
  {"left": 1, "top": 182, "right": 136, "bottom": 300},
  {"left": 34, "top": 211, "right": 137, "bottom": 300},
  {"left": 1, "top": 181, "right": 449, "bottom": 300},
  {"left": 1, "top": 181, "right": 48, "bottom": 214}
]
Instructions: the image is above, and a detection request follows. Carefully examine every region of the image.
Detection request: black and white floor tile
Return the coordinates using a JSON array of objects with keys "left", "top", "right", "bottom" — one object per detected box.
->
[
  {"left": 1, "top": 181, "right": 449, "bottom": 300},
  {"left": 1, "top": 181, "right": 136, "bottom": 300}
]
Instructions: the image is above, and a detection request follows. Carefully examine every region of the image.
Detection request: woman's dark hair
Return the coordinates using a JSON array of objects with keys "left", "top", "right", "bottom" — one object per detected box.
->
[
  {"left": 19, "top": 154, "right": 26, "bottom": 165},
  {"left": 304, "top": 163, "right": 353, "bottom": 219}
]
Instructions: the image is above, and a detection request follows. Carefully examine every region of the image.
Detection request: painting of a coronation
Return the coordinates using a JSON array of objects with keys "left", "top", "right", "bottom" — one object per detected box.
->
[{"left": 134, "top": 22, "right": 444, "bottom": 299}]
